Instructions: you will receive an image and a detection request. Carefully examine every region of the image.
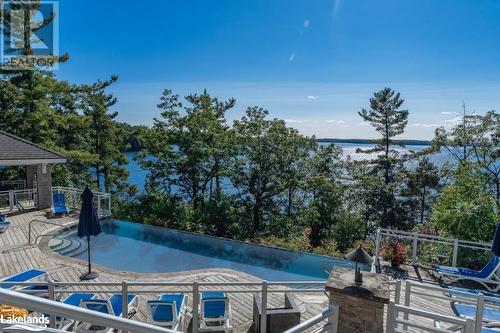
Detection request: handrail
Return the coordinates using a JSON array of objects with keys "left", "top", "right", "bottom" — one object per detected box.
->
[
  {"left": 28, "top": 219, "right": 73, "bottom": 245},
  {"left": 0, "top": 288, "right": 178, "bottom": 333},
  {"left": 283, "top": 306, "right": 337, "bottom": 333},
  {"left": 374, "top": 227, "right": 492, "bottom": 267}
]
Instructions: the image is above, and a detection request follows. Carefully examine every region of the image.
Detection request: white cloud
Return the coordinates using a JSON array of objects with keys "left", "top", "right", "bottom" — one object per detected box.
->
[
  {"left": 306, "top": 95, "right": 319, "bottom": 100},
  {"left": 326, "top": 119, "right": 346, "bottom": 124},
  {"left": 413, "top": 123, "right": 438, "bottom": 128},
  {"left": 285, "top": 119, "right": 305, "bottom": 123},
  {"left": 441, "top": 111, "right": 458, "bottom": 115},
  {"left": 303, "top": 19, "right": 310, "bottom": 28}
]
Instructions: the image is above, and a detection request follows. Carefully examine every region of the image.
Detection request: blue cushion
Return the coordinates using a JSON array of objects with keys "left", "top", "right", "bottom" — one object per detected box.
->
[
  {"left": 148, "top": 294, "right": 184, "bottom": 322},
  {"left": 437, "top": 257, "right": 500, "bottom": 279},
  {"left": 201, "top": 292, "right": 226, "bottom": 319},
  {"left": 0, "top": 214, "right": 6, "bottom": 222},
  {"left": 0, "top": 269, "right": 46, "bottom": 289},
  {"left": 453, "top": 302, "right": 500, "bottom": 322},
  {"left": 64, "top": 293, "right": 95, "bottom": 306}
]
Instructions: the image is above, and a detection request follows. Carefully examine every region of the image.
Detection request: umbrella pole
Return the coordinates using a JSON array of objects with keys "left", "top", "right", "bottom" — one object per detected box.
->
[
  {"left": 80, "top": 235, "right": 98, "bottom": 280},
  {"left": 87, "top": 235, "right": 91, "bottom": 274}
]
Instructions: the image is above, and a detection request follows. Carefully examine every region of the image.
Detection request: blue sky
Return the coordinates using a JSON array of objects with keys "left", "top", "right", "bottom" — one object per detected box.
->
[{"left": 57, "top": 0, "right": 500, "bottom": 139}]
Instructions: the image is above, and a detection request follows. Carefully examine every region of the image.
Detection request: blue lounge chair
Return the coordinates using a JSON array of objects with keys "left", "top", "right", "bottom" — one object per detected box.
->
[
  {"left": 43, "top": 293, "right": 95, "bottom": 330},
  {"left": 452, "top": 301, "right": 500, "bottom": 323},
  {"left": 436, "top": 256, "right": 500, "bottom": 292},
  {"left": 51, "top": 193, "right": 69, "bottom": 215},
  {"left": 0, "top": 213, "right": 6, "bottom": 221},
  {"left": 199, "top": 292, "right": 232, "bottom": 332},
  {"left": 0, "top": 269, "right": 46, "bottom": 289},
  {"left": 79, "top": 294, "right": 138, "bottom": 333},
  {"left": 147, "top": 293, "right": 186, "bottom": 330},
  {"left": 0, "top": 221, "right": 12, "bottom": 233}
]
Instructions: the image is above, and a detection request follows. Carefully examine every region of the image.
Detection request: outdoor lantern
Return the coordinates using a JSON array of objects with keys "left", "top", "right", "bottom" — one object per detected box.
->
[{"left": 344, "top": 245, "right": 374, "bottom": 286}]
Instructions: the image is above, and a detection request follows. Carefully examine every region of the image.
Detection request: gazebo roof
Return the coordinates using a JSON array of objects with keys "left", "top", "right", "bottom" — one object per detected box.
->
[{"left": 0, "top": 130, "right": 67, "bottom": 166}]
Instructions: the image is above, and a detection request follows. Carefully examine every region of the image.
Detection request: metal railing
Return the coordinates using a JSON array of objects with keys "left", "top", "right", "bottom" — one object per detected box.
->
[
  {"left": 386, "top": 302, "right": 475, "bottom": 333},
  {"left": 0, "top": 188, "right": 37, "bottom": 211},
  {"left": 284, "top": 306, "right": 338, "bottom": 333},
  {"left": 390, "top": 279, "right": 500, "bottom": 333},
  {"left": 0, "top": 179, "right": 26, "bottom": 190},
  {"left": 375, "top": 228, "right": 491, "bottom": 267},
  {"left": 0, "top": 288, "right": 177, "bottom": 333},
  {"left": 52, "top": 186, "right": 111, "bottom": 217},
  {"left": 0, "top": 279, "right": 330, "bottom": 333}
]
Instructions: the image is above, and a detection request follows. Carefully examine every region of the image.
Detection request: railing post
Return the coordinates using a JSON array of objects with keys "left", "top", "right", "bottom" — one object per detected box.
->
[
  {"left": 474, "top": 294, "right": 484, "bottom": 333},
  {"left": 465, "top": 317, "right": 476, "bottom": 333},
  {"left": 386, "top": 302, "right": 395, "bottom": 333},
  {"left": 108, "top": 194, "right": 112, "bottom": 215},
  {"left": 98, "top": 197, "right": 102, "bottom": 215},
  {"left": 375, "top": 228, "right": 381, "bottom": 267},
  {"left": 48, "top": 281, "right": 56, "bottom": 328},
  {"left": 260, "top": 281, "right": 268, "bottom": 333},
  {"left": 394, "top": 280, "right": 401, "bottom": 319},
  {"left": 327, "top": 304, "right": 339, "bottom": 333},
  {"left": 192, "top": 282, "right": 199, "bottom": 333},
  {"left": 121, "top": 281, "right": 128, "bottom": 333},
  {"left": 412, "top": 236, "right": 418, "bottom": 265},
  {"left": 403, "top": 281, "right": 411, "bottom": 330},
  {"left": 452, "top": 239, "right": 459, "bottom": 267},
  {"left": 9, "top": 190, "right": 14, "bottom": 210}
]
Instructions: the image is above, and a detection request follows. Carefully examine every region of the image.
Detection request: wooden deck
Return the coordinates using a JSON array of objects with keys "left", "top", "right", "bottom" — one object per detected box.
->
[{"left": 0, "top": 211, "right": 333, "bottom": 333}]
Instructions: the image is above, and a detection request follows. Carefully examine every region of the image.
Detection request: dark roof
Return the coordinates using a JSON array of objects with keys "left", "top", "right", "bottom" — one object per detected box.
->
[{"left": 0, "top": 130, "right": 67, "bottom": 165}]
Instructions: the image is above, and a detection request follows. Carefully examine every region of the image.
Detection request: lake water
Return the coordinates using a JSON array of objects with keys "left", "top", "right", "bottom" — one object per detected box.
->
[{"left": 124, "top": 142, "right": 449, "bottom": 191}]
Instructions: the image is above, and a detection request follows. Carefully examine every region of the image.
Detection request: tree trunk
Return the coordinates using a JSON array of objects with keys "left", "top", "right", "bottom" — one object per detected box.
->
[
  {"left": 420, "top": 186, "right": 426, "bottom": 224},
  {"left": 252, "top": 201, "right": 261, "bottom": 231}
]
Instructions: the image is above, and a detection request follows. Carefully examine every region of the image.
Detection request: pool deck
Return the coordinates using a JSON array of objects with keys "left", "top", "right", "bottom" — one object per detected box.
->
[
  {"left": 0, "top": 210, "right": 467, "bottom": 332},
  {"left": 0, "top": 210, "right": 335, "bottom": 332}
]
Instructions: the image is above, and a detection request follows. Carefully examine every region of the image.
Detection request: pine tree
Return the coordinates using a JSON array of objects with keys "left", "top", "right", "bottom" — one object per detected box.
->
[{"left": 357, "top": 87, "right": 409, "bottom": 228}]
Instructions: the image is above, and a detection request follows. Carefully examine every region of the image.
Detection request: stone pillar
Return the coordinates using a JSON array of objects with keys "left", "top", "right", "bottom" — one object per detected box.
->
[
  {"left": 25, "top": 165, "right": 37, "bottom": 189},
  {"left": 325, "top": 267, "right": 389, "bottom": 333},
  {"left": 35, "top": 163, "right": 52, "bottom": 209}
]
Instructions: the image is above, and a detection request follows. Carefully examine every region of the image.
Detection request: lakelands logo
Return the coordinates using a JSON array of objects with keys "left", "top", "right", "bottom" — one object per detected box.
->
[
  {"left": 1, "top": 0, "right": 60, "bottom": 70},
  {"left": 0, "top": 315, "right": 49, "bottom": 327}
]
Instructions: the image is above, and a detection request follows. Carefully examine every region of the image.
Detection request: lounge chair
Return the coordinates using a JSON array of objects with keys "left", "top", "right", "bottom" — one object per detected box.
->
[
  {"left": 0, "top": 213, "right": 6, "bottom": 221},
  {"left": 79, "top": 294, "right": 138, "bottom": 333},
  {"left": 44, "top": 293, "right": 95, "bottom": 330},
  {"left": 0, "top": 269, "right": 46, "bottom": 289},
  {"left": 0, "top": 221, "right": 12, "bottom": 233},
  {"left": 199, "top": 292, "right": 232, "bottom": 332},
  {"left": 452, "top": 301, "right": 500, "bottom": 323},
  {"left": 436, "top": 256, "right": 500, "bottom": 292},
  {"left": 19, "top": 279, "right": 60, "bottom": 298},
  {"left": 146, "top": 293, "right": 186, "bottom": 330},
  {"left": 51, "top": 193, "right": 69, "bottom": 215}
]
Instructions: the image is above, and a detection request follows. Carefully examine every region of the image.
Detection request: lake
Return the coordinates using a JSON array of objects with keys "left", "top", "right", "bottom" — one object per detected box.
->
[{"left": 124, "top": 142, "right": 449, "bottom": 191}]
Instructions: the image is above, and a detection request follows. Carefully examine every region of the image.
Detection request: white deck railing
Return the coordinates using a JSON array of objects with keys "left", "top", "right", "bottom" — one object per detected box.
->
[
  {"left": 374, "top": 228, "right": 491, "bottom": 267},
  {"left": 390, "top": 279, "right": 500, "bottom": 333},
  {"left": 0, "top": 288, "right": 177, "bottom": 333},
  {"left": 52, "top": 186, "right": 111, "bottom": 217},
  {"left": 0, "top": 188, "right": 37, "bottom": 211},
  {"left": 0, "top": 279, "right": 333, "bottom": 333}
]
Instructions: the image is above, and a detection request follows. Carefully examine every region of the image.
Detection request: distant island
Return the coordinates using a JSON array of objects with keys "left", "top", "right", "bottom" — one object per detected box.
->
[{"left": 316, "top": 138, "right": 432, "bottom": 146}]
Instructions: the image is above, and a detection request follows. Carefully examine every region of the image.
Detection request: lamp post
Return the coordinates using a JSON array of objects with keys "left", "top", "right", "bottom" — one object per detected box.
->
[{"left": 344, "top": 245, "right": 374, "bottom": 286}]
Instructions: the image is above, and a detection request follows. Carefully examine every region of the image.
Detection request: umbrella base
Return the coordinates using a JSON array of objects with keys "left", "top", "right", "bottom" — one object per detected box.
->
[{"left": 80, "top": 271, "right": 99, "bottom": 280}]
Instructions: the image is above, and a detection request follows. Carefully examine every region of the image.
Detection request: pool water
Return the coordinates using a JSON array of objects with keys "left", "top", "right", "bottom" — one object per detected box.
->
[{"left": 64, "top": 219, "right": 368, "bottom": 281}]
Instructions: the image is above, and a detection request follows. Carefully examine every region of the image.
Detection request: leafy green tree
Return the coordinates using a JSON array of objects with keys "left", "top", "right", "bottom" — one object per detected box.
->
[
  {"left": 402, "top": 157, "right": 441, "bottom": 224},
  {"left": 357, "top": 87, "right": 409, "bottom": 228},
  {"left": 141, "top": 89, "right": 235, "bottom": 212},
  {"left": 231, "top": 107, "right": 314, "bottom": 236},
  {"left": 431, "top": 166, "right": 498, "bottom": 242},
  {"left": 433, "top": 110, "right": 500, "bottom": 203},
  {"left": 301, "top": 144, "right": 345, "bottom": 247}
]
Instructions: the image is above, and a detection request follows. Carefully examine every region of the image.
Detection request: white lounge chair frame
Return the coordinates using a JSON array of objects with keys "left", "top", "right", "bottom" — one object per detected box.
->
[
  {"left": 146, "top": 295, "right": 186, "bottom": 331},
  {"left": 436, "top": 262, "right": 500, "bottom": 292},
  {"left": 199, "top": 295, "right": 232, "bottom": 332}
]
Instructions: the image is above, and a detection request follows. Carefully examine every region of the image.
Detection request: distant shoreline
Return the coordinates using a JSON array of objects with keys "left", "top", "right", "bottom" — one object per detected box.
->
[{"left": 316, "top": 138, "right": 432, "bottom": 146}]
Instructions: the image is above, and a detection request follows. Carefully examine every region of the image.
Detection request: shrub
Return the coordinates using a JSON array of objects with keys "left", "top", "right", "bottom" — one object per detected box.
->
[{"left": 380, "top": 240, "right": 407, "bottom": 267}]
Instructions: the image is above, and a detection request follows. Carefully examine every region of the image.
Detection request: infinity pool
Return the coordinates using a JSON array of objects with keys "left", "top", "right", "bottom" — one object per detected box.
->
[{"left": 60, "top": 219, "right": 368, "bottom": 281}]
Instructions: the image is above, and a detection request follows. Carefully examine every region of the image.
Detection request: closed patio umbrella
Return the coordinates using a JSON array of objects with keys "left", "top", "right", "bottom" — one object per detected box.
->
[
  {"left": 77, "top": 186, "right": 102, "bottom": 280},
  {"left": 492, "top": 223, "right": 500, "bottom": 256}
]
